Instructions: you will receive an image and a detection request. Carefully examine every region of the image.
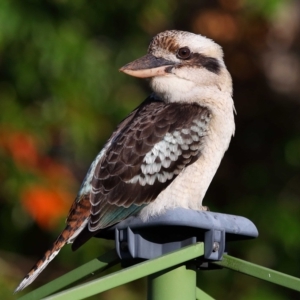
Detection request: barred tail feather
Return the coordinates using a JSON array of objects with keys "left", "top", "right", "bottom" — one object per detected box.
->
[
  {"left": 14, "top": 196, "right": 90, "bottom": 293},
  {"left": 14, "top": 218, "right": 88, "bottom": 293},
  {"left": 14, "top": 243, "right": 63, "bottom": 293}
]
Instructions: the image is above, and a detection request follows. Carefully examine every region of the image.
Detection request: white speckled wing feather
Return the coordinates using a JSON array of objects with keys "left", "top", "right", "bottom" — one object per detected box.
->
[{"left": 88, "top": 94, "right": 211, "bottom": 231}]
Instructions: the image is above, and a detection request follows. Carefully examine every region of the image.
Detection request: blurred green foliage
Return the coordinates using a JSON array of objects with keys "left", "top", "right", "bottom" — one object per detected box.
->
[{"left": 1, "top": 0, "right": 300, "bottom": 299}]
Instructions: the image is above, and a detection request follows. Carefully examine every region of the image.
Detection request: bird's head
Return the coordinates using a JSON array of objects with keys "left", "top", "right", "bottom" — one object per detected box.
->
[{"left": 120, "top": 30, "right": 232, "bottom": 103}]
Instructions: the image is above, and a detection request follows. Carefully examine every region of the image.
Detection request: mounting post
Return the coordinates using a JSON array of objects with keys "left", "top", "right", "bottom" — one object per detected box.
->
[
  {"left": 99, "top": 208, "right": 259, "bottom": 300},
  {"left": 147, "top": 264, "right": 196, "bottom": 300}
]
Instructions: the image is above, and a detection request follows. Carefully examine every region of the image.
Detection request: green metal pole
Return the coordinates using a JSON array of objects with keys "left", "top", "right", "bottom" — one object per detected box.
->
[
  {"left": 17, "top": 249, "right": 119, "bottom": 300},
  {"left": 42, "top": 243, "right": 204, "bottom": 300},
  {"left": 147, "top": 264, "right": 196, "bottom": 300},
  {"left": 196, "top": 287, "right": 215, "bottom": 300},
  {"left": 213, "top": 254, "right": 300, "bottom": 291}
]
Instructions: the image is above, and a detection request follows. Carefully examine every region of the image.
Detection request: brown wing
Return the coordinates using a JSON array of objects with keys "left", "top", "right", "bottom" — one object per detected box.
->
[{"left": 89, "top": 95, "right": 211, "bottom": 231}]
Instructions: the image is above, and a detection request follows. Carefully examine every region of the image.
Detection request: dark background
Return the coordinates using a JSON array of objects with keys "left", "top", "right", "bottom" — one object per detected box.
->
[{"left": 1, "top": 0, "right": 300, "bottom": 299}]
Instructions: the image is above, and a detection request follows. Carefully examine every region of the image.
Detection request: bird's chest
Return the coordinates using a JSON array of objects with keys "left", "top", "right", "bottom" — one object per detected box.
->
[{"left": 139, "top": 107, "right": 235, "bottom": 220}]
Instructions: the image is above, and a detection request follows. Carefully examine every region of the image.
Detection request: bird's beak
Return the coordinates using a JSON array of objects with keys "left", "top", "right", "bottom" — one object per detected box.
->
[{"left": 119, "top": 54, "right": 175, "bottom": 78}]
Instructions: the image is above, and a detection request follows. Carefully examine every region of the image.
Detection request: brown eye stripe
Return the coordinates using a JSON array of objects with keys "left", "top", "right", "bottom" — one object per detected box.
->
[{"left": 172, "top": 52, "right": 221, "bottom": 74}]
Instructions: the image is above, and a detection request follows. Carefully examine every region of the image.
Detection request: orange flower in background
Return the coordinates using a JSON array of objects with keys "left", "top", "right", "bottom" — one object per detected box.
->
[
  {"left": 0, "top": 127, "right": 76, "bottom": 182},
  {"left": 0, "top": 126, "right": 79, "bottom": 230},
  {"left": 21, "top": 185, "right": 74, "bottom": 230},
  {"left": 0, "top": 130, "right": 39, "bottom": 168}
]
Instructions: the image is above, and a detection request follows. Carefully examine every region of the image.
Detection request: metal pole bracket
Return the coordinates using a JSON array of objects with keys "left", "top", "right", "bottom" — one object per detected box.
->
[
  {"left": 204, "top": 229, "right": 226, "bottom": 260},
  {"left": 96, "top": 208, "right": 258, "bottom": 265}
]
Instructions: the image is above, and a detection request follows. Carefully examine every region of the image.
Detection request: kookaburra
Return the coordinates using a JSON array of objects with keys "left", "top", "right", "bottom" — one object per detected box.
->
[{"left": 15, "top": 30, "right": 235, "bottom": 292}]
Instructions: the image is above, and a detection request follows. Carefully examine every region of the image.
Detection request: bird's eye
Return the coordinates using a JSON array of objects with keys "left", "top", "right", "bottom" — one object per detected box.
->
[{"left": 176, "top": 47, "right": 191, "bottom": 60}]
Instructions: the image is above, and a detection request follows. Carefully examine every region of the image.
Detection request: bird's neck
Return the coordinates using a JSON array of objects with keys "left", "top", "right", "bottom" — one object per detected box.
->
[{"left": 151, "top": 74, "right": 232, "bottom": 106}]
